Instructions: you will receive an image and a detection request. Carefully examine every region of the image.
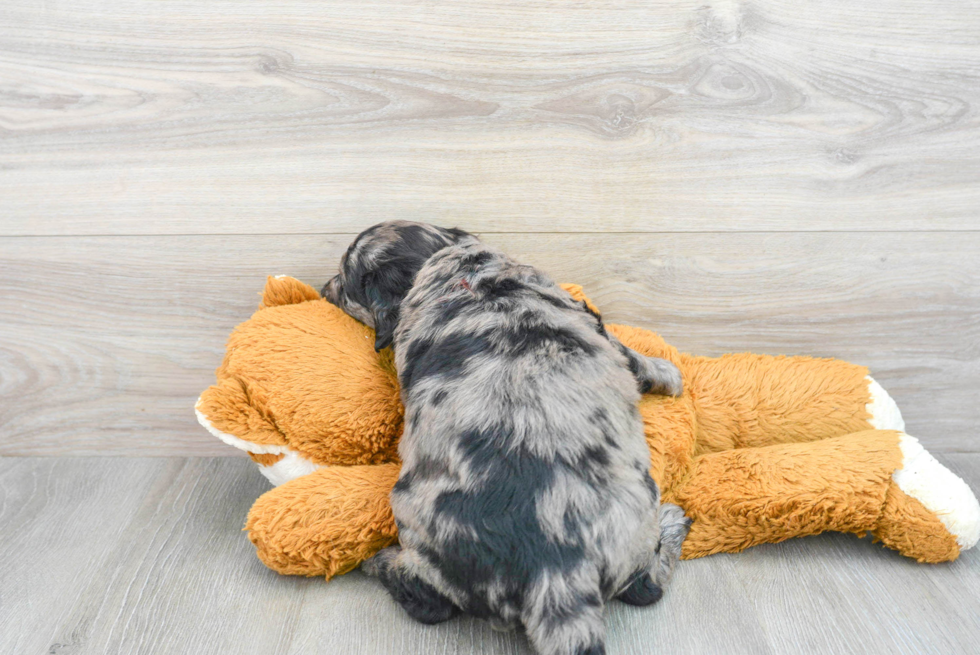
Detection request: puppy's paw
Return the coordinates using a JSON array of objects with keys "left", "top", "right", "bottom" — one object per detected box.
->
[
  {"left": 616, "top": 572, "right": 664, "bottom": 607},
  {"left": 652, "top": 502, "right": 692, "bottom": 587},
  {"left": 360, "top": 557, "right": 383, "bottom": 577},
  {"left": 638, "top": 357, "right": 683, "bottom": 397},
  {"left": 360, "top": 546, "right": 399, "bottom": 577},
  {"left": 658, "top": 502, "right": 693, "bottom": 555}
]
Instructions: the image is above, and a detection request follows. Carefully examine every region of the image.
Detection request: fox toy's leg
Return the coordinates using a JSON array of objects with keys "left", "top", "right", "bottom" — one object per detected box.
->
[
  {"left": 607, "top": 323, "right": 891, "bottom": 454},
  {"left": 669, "top": 430, "right": 979, "bottom": 563},
  {"left": 681, "top": 351, "right": 904, "bottom": 454},
  {"left": 245, "top": 464, "right": 400, "bottom": 579}
]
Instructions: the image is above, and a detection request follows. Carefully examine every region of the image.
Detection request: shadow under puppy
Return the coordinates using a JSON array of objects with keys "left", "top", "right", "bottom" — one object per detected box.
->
[{"left": 323, "top": 221, "right": 692, "bottom": 655}]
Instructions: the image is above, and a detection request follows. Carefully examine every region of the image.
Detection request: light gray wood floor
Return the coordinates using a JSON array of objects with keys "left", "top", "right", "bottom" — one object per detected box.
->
[{"left": 2, "top": 455, "right": 979, "bottom": 655}]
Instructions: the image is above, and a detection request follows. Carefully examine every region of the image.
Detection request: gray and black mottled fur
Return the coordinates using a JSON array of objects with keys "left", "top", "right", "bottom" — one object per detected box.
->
[{"left": 323, "top": 221, "right": 691, "bottom": 655}]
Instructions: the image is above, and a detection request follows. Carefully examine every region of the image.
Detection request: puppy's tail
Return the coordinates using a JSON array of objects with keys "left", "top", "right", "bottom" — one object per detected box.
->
[{"left": 522, "top": 567, "right": 606, "bottom": 655}]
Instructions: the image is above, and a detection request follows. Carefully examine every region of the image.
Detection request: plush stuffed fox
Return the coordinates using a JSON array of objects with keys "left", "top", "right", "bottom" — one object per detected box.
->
[{"left": 196, "top": 276, "right": 980, "bottom": 579}]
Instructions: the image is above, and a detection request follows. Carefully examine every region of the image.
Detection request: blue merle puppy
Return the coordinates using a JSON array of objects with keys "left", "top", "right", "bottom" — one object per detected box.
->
[{"left": 322, "top": 221, "right": 691, "bottom": 655}]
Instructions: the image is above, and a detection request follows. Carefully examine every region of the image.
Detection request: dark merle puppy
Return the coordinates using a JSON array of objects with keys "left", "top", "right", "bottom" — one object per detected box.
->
[{"left": 323, "top": 221, "right": 691, "bottom": 655}]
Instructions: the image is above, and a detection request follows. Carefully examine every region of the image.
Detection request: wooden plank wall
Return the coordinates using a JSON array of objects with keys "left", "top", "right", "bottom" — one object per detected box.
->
[{"left": 1, "top": 0, "right": 978, "bottom": 455}]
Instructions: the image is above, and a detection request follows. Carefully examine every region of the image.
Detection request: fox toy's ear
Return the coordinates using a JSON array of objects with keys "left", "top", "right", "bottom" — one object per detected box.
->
[
  {"left": 260, "top": 276, "right": 321, "bottom": 310},
  {"left": 373, "top": 306, "right": 399, "bottom": 352}
]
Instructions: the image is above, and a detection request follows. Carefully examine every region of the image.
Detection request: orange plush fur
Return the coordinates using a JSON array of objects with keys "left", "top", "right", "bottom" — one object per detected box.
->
[{"left": 196, "top": 276, "right": 963, "bottom": 580}]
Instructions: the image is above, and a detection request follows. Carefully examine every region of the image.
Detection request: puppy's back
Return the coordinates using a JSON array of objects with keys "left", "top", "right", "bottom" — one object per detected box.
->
[{"left": 390, "top": 243, "right": 662, "bottom": 637}]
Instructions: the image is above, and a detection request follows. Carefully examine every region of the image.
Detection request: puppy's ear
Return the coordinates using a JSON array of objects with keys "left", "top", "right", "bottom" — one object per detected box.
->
[
  {"left": 373, "top": 306, "right": 400, "bottom": 351},
  {"left": 321, "top": 275, "right": 341, "bottom": 305}
]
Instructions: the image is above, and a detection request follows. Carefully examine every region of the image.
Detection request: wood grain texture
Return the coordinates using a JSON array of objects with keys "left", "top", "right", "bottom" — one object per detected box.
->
[
  {"left": 1, "top": 455, "right": 978, "bottom": 654},
  {"left": 0, "top": 457, "right": 298, "bottom": 655},
  {"left": 3, "top": 1, "right": 979, "bottom": 650},
  {"left": 1, "top": 232, "right": 977, "bottom": 455},
  {"left": 2, "top": 0, "right": 980, "bottom": 234}
]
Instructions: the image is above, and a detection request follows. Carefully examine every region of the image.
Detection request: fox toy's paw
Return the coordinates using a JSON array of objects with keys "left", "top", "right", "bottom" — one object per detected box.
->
[
  {"left": 864, "top": 378, "right": 978, "bottom": 560},
  {"left": 874, "top": 433, "right": 980, "bottom": 562}
]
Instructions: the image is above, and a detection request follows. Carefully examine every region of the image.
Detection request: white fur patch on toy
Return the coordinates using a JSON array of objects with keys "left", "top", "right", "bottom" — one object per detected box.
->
[
  {"left": 865, "top": 376, "right": 905, "bottom": 432},
  {"left": 194, "top": 400, "right": 287, "bottom": 456},
  {"left": 195, "top": 399, "right": 325, "bottom": 486},
  {"left": 894, "top": 433, "right": 980, "bottom": 550},
  {"left": 257, "top": 450, "right": 324, "bottom": 487}
]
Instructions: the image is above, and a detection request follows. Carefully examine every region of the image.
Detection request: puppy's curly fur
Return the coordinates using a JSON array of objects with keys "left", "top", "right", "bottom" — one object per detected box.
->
[{"left": 324, "top": 221, "right": 691, "bottom": 655}]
